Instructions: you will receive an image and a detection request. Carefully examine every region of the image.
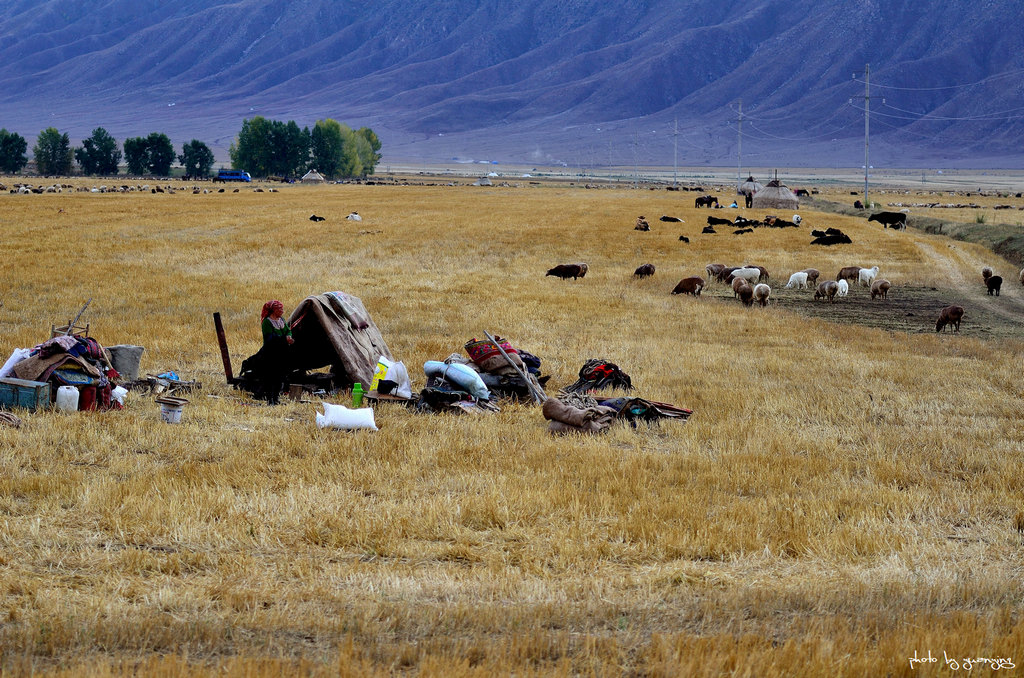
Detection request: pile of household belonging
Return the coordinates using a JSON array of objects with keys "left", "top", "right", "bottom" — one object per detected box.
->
[
  {"left": 415, "top": 334, "right": 549, "bottom": 414},
  {"left": 542, "top": 358, "right": 692, "bottom": 434},
  {"left": 0, "top": 334, "right": 125, "bottom": 411}
]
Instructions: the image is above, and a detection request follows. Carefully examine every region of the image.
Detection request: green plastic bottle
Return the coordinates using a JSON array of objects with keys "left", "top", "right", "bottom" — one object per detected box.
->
[{"left": 352, "top": 382, "right": 364, "bottom": 408}]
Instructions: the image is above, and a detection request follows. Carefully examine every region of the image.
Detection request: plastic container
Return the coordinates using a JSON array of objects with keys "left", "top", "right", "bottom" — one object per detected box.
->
[
  {"left": 56, "top": 385, "right": 79, "bottom": 412},
  {"left": 111, "top": 386, "right": 128, "bottom": 405},
  {"left": 155, "top": 396, "right": 188, "bottom": 424},
  {"left": 352, "top": 383, "right": 364, "bottom": 408}
]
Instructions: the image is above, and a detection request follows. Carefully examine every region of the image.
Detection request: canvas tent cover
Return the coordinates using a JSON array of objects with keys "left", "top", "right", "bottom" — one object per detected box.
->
[
  {"left": 752, "top": 179, "right": 799, "bottom": 209},
  {"left": 738, "top": 176, "right": 764, "bottom": 197},
  {"left": 301, "top": 169, "right": 325, "bottom": 183},
  {"left": 287, "top": 292, "right": 392, "bottom": 387}
]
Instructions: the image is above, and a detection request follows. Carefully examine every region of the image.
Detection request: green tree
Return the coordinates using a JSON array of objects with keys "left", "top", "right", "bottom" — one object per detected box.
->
[
  {"left": 146, "top": 132, "right": 175, "bottom": 176},
  {"left": 356, "top": 127, "right": 382, "bottom": 175},
  {"left": 123, "top": 137, "right": 149, "bottom": 175},
  {"left": 282, "top": 121, "right": 311, "bottom": 177},
  {"left": 178, "top": 139, "right": 215, "bottom": 179},
  {"left": 74, "top": 127, "right": 121, "bottom": 175},
  {"left": 33, "top": 127, "right": 72, "bottom": 175},
  {"left": 230, "top": 116, "right": 273, "bottom": 177},
  {"left": 310, "top": 119, "right": 345, "bottom": 178},
  {"left": 0, "top": 128, "right": 28, "bottom": 173}
]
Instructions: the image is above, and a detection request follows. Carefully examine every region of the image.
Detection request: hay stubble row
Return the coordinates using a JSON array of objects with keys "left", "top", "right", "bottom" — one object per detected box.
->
[{"left": 1, "top": 179, "right": 1023, "bottom": 676}]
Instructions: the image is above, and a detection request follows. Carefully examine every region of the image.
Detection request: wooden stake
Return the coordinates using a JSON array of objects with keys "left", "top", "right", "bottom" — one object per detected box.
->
[
  {"left": 483, "top": 331, "right": 546, "bottom": 404},
  {"left": 213, "top": 312, "right": 234, "bottom": 383}
]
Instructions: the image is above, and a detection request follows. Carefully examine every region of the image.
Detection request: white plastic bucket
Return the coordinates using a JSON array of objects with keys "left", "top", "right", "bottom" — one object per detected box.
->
[
  {"left": 155, "top": 396, "right": 188, "bottom": 424},
  {"left": 56, "top": 386, "right": 79, "bottom": 412},
  {"left": 159, "top": 402, "right": 183, "bottom": 423}
]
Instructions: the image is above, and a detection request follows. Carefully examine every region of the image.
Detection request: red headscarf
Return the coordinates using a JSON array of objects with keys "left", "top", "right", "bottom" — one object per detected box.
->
[{"left": 261, "top": 300, "right": 284, "bottom": 321}]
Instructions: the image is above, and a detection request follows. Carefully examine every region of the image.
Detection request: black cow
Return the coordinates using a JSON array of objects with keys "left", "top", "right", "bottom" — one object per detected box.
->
[
  {"left": 660, "top": 215, "right": 683, "bottom": 222},
  {"left": 707, "top": 216, "right": 733, "bottom": 227},
  {"left": 868, "top": 211, "right": 907, "bottom": 230},
  {"left": 702, "top": 226, "right": 717, "bottom": 234},
  {"left": 309, "top": 214, "right": 326, "bottom": 222}
]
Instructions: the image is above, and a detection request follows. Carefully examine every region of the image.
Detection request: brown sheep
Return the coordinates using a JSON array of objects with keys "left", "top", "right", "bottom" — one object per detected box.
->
[
  {"left": 814, "top": 280, "right": 839, "bottom": 303},
  {"left": 634, "top": 263, "right": 655, "bottom": 278},
  {"left": 986, "top": 275, "right": 1002, "bottom": 296},
  {"left": 705, "top": 263, "right": 726, "bottom": 280},
  {"left": 870, "top": 279, "right": 891, "bottom": 299},
  {"left": 732, "top": 276, "right": 750, "bottom": 298},
  {"left": 672, "top": 276, "right": 705, "bottom": 297},
  {"left": 982, "top": 266, "right": 993, "bottom": 282},
  {"left": 802, "top": 268, "right": 820, "bottom": 286},
  {"left": 737, "top": 282, "right": 754, "bottom": 307},
  {"left": 836, "top": 266, "right": 861, "bottom": 283},
  {"left": 546, "top": 263, "right": 588, "bottom": 280},
  {"left": 717, "top": 266, "right": 739, "bottom": 283},
  {"left": 935, "top": 305, "right": 965, "bottom": 333}
]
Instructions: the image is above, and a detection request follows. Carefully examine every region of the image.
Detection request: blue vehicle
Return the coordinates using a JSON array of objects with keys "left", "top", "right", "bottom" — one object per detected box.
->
[{"left": 213, "top": 169, "right": 251, "bottom": 182}]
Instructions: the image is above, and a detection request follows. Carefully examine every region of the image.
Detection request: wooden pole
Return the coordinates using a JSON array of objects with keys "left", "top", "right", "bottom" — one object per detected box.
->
[
  {"left": 213, "top": 312, "right": 234, "bottom": 383},
  {"left": 483, "top": 331, "right": 547, "bottom": 404}
]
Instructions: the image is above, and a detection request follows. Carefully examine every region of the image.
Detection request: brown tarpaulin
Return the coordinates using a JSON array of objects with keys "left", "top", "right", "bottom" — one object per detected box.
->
[{"left": 286, "top": 292, "right": 392, "bottom": 387}]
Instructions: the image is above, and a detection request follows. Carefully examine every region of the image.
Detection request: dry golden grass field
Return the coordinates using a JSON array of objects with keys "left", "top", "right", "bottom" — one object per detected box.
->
[{"left": 1, "top": 175, "right": 1023, "bottom": 676}]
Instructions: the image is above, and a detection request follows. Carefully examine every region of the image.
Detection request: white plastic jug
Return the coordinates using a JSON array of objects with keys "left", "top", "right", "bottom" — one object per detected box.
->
[{"left": 56, "top": 386, "right": 79, "bottom": 412}]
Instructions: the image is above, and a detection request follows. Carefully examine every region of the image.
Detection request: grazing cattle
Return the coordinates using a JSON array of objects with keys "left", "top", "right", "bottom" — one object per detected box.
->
[
  {"left": 814, "top": 281, "right": 839, "bottom": 303},
  {"left": 672, "top": 276, "right": 706, "bottom": 296},
  {"left": 870, "top": 279, "right": 891, "bottom": 299},
  {"left": 634, "top": 263, "right": 655, "bottom": 279},
  {"left": 935, "top": 305, "right": 965, "bottom": 333},
  {"left": 309, "top": 214, "right": 326, "bottom": 222},
  {"left": 987, "top": 275, "right": 1003, "bottom": 296},
  {"left": 546, "top": 263, "right": 589, "bottom": 280},
  {"left": 678, "top": 235, "right": 690, "bottom": 243},
  {"left": 707, "top": 215, "right": 733, "bottom": 227},
  {"left": 660, "top": 215, "right": 683, "bottom": 222},
  {"left": 868, "top": 211, "right": 908, "bottom": 230},
  {"left": 695, "top": 195, "right": 719, "bottom": 208},
  {"left": 836, "top": 266, "right": 862, "bottom": 283},
  {"left": 733, "top": 228, "right": 753, "bottom": 235},
  {"left": 802, "top": 269, "right": 821, "bottom": 286},
  {"left": 811, "top": 231, "right": 852, "bottom": 245},
  {"left": 705, "top": 263, "right": 726, "bottom": 280},
  {"left": 753, "top": 283, "right": 771, "bottom": 307},
  {"left": 702, "top": 226, "right": 717, "bottom": 234}
]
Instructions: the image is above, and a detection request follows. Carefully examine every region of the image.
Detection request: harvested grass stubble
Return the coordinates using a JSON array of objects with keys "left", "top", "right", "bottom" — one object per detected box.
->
[{"left": 0, "top": 179, "right": 1023, "bottom": 676}]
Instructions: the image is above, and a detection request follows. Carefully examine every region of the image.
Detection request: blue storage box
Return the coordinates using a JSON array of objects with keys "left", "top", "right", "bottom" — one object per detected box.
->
[{"left": 0, "top": 377, "right": 52, "bottom": 412}]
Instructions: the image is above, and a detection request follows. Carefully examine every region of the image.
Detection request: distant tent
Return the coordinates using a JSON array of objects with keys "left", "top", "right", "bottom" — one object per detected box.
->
[
  {"left": 738, "top": 175, "right": 764, "bottom": 197},
  {"left": 473, "top": 176, "right": 493, "bottom": 186},
  {"left": 301, "top": 169, "right": 326, "bottom": 184},
  {"left": 752, "top": 178, "right": 799, "bottom": 210}
]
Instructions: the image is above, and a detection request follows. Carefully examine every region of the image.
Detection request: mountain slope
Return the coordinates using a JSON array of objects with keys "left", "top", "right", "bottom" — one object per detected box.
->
[{"left": 0, "top": 0, "right": 1021, "bottom": 167}]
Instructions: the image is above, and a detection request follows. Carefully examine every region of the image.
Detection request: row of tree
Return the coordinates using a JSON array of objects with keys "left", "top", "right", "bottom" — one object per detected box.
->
[
  {"left": 0, "top": 117, "right": 381, "bottom": 179},
  {"left": 229, "top": 117, "right": 380, "bottom": 178},
  {"left": 0, "top": 127, "right": 216, "bottom": 178}
]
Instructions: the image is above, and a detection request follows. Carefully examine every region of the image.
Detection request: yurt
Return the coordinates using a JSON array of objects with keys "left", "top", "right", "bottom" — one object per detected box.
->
[
  {"left": 738, "top": 175, "right": 764, "bottom": 197},
  {"left": 752, "top": 178, "right": 799, "bottom": 210},
  {"left": 301, "top": 169, "right": 326, "bottom": 184}
]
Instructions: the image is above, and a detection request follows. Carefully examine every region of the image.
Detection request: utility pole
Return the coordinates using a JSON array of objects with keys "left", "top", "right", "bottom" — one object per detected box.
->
[
  {"left": 633, "top": 131, "right": 639, "bottom": 189},
  {"left": 736, "top": 99, "right": 743, "bottom": 192},
  {"left": 673, "top": 118, "right": 678, "bottom": 189},
  {"left": 863, "top": 64, "right": 870, "bottom": 207}
]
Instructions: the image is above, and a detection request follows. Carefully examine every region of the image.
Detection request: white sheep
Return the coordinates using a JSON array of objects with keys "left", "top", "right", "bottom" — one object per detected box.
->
[
  {"left": 753, "top": 283, "right": 771, "bottom": 307},
  {"left": 793, "top": 214, "right": 802, "bottom": 225},
  {"left": 785, "top": 271, "right": 809, "bottom": 289},
  {"left": 727, "top": 267, "right": 761, "bottom": 284},
  {"left": 837, "top": 279, "right": 849, "bottom": 297},
  {"left": 858, "top": 265, "right": 879, "bottom": 287}
]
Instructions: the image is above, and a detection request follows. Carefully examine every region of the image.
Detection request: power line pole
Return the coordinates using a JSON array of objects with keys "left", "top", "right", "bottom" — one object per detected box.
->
[
  {"left": 633, "top": 131, "right": 639, "bottom": 189},
  {"left": 736, "top": 99, "right": 743, "bottom": 191},
  {"left": 863, "top": 64, "right": 870, "bottom": 206},
  {"left": 673, "top": 118, "right": 678, "bottom": 189}
]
